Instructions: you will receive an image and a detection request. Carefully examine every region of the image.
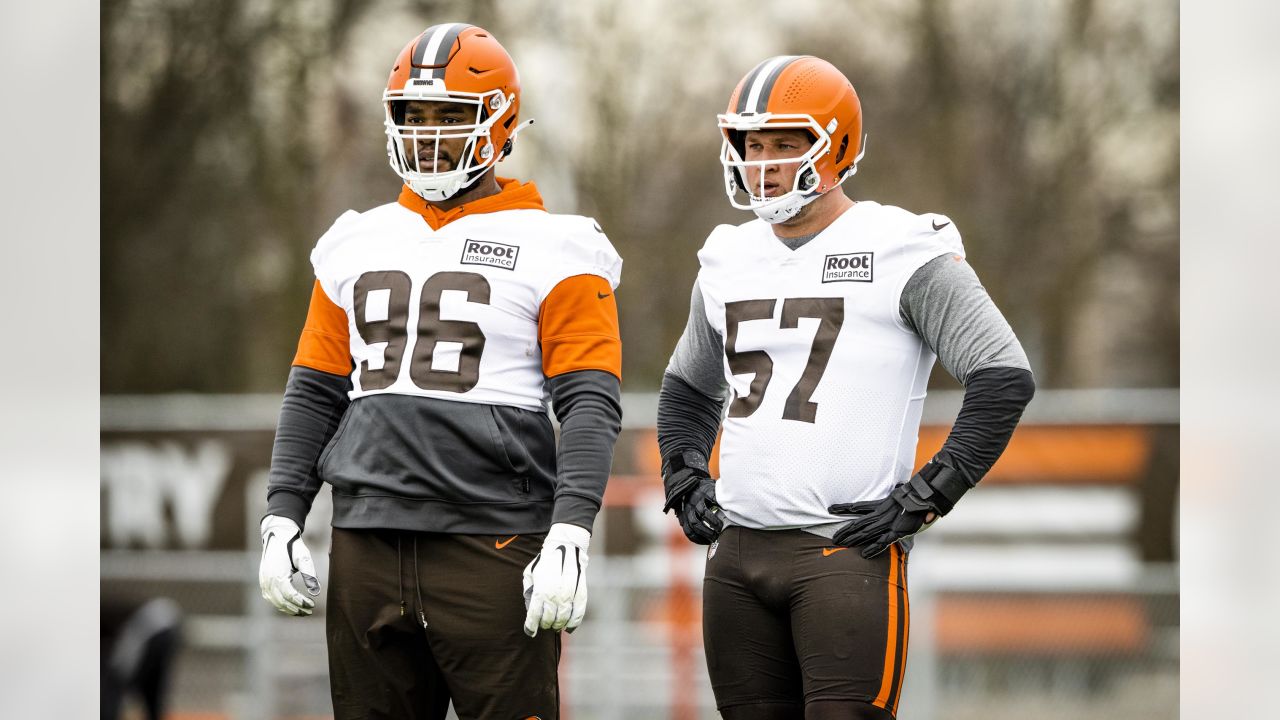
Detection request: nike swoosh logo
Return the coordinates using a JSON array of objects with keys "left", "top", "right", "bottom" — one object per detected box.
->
[
  {"left": 932, "top": 219, "right": 950, "bottom": 231},
  {"left": 495, "top": 535, "right": 518, "bottom": 549},
  {"left": 597, "top": 292, "right": 611, "bottom": 299},
  {"left": 822, "top": 547, "right": 849, "bottom": 557}
]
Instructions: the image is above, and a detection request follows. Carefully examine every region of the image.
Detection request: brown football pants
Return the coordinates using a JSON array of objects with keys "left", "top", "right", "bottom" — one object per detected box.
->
[
  {"left": 703, "top": 526, "right": 909, "bottom": 719},
  {"left": 326, "top": 527, "right": 558, "bottom": 720}
]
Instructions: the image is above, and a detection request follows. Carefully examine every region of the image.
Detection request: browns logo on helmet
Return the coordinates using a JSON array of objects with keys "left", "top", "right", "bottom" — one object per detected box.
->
[
  {"left": 384, "top": 24, "right": 533, "bottom": 202},
  {"left": 718, "top": 56, "right": 866, "bottom": 223}
]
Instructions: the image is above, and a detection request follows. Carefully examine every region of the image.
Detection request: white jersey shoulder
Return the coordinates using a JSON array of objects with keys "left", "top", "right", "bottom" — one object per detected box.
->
[
  {"left": 862, "top": 201, "right": 965, "bottom": 259},
  {"left": 695, "top": 221, "right": 758, "bottom": 274},
  {"left": 308, "top": 203, "right": 420, "bottom": 300},
  {"left": 310, "top": 203, "right": 406, "bottom": 271},
  {"left": 482, "top": 211, "right": 623, "bottom": 296}
]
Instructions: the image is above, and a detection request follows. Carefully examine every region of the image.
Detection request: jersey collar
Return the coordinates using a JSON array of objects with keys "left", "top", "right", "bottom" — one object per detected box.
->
[
  {"left": 397, "top": 177, "right": 546, "bottom": 230},
  {"left": 759, "top": 200, "right": 873, "bottom": 260}
]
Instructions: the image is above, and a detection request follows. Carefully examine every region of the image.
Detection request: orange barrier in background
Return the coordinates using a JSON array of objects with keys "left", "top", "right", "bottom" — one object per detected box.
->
[
  {"left": 640, "top": 593, "right": 1150, "bottom": 657},
  {"left": 936, "top": 596, "right": 1149, "bottom": 654},
  {"left": 916, "top": 425, "right": 1153, "bottom": 485},
  {"left": 629, "top": 424, "right": 1154, "bottom": 496}
]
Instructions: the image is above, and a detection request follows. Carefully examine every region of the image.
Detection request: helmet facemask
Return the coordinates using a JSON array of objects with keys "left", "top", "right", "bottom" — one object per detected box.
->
[
  {"left": 384, "top": 79, "right": 515, "bottom": 202},
  {"left": 718, "top": 111, "right": 866, "bottom": 224},
  {"left": 718, "top": 113, "right": 833, "bottom": 224}
]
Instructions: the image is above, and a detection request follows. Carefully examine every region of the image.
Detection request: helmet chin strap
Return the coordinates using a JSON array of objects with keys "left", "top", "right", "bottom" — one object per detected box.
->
[
  {"left": 753, "top": 190, "right": 819, "bottom": 224},
  {"left": 411, "top": 175, "right": 469, "bottom": 202}
]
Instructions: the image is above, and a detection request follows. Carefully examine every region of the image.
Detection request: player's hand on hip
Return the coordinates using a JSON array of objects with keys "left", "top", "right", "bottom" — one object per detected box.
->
[
  {"left": 522, "top": 523, "right": 590, "bottom": 637},
  {"left": 258, "top": 515, "right": 321, "bottom": 616},
  {"left": 828, "top": 463, "right": 969, "bottom": 558}
]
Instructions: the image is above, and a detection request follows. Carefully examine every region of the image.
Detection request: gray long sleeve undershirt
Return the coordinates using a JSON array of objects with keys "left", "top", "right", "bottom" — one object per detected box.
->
[{"left": 546, "top": 370, "right": 623, "bottom": 528}]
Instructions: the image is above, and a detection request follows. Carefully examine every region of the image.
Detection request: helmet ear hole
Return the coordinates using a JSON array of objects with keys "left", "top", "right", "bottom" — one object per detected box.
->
[
  {"left": 799, "top": 168, "right": 818, "bottom": 191},
  {"left": 834, "top": 134, "right": 849, "bottom": 164}
]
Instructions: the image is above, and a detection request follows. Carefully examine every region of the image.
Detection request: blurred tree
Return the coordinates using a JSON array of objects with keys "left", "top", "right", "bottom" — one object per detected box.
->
[
  {"left": 102, "top": 0, "right": 1178, "bottom": 393},
  {"left": 505, "top": 0, "right": 1178, "bottom": 389},
  {"left": 497, "top": 1, "right": 755, "bottom": 386},
  {"left": 104, "top": 0, "right": 385, "bottom": 392},
  {"left": 826, "top": 0, "right": 1179, "bottom": 388}
]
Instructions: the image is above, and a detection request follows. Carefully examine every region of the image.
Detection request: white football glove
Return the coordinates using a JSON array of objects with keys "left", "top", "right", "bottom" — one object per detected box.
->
[
  {"left": 522, "top": 523, "right": 590, "bottom": 637},
  {"left": 258, "top": 515, "right": 320, "bottom": 616}
]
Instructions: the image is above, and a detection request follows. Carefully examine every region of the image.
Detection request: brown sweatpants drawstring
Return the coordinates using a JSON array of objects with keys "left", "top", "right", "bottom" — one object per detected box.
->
[
  {"left": 397, "top": 534, "right": 405, "bottom": 617},
  {"left": 413, "top": 535, "right": 428, "bottom": 628}
]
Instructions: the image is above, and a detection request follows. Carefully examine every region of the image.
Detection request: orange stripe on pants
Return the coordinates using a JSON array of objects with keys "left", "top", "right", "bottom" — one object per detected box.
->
[
  {"left": 892, "top": 549, "right": 910, "bottom": 716},
  {"left": 874, "top": 544, "right": 901, "bottom": 709}
]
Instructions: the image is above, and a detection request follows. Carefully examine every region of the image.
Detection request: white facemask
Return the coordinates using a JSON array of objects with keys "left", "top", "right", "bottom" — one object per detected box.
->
[
  {"left": 717, "top": 112, "right": 865, "bottom": 223},
  {"left": 383, "top": 79, "right": 530, "bottom": 202}
]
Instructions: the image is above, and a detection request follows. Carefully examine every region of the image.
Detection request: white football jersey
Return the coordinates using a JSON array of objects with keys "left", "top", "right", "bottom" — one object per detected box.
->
[
  {"left": 697, "top": 201, "right": 964, "bottom": 528},
  {"left": 310, "top": 203, "right": 622, "bottom": 411}
]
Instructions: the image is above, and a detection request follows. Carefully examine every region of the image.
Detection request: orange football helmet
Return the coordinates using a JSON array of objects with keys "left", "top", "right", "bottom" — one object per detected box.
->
[
  {"left": 384, "top": 24, "right": 532, "bottom": 201},
  {"left": 718, "top": 56, "right": 866, "bottom": 223}
]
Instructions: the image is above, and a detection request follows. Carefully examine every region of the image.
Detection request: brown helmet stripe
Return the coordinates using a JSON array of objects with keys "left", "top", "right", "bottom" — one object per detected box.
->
[
  {"left": 740, "top": 55, "right": 801, "bottom": 114},
  {"left": 734, "top": 57, "right": 774, "bottom": 113},
  {"left": 750, "top": 55, "right": 802, "bottom": 113},
  {"left": 412, "top": 23, "right": 471, "bottom": 79}
]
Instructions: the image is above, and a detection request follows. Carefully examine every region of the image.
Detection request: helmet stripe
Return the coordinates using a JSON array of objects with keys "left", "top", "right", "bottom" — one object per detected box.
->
[
  {"left": 410, "top": 26, "right": 441, "bottom": 78},
  {"left": 746, "top": 55, "right": 800, "bottom": 114},
  {"left": 734, "top": 58, "right": 774, "bottom": 113},
  {"left": 412, "top": 23, "right": 470, "bottom": 80}
]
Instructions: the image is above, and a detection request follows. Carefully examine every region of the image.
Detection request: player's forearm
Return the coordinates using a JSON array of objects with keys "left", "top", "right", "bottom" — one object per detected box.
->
[
  {"left": 657, "top": 372, "right": 723, "bottom": 472},
  {"left": 932, "top": 365, "right": 1035, "bottom": 485},
  {"left": 266, "top": 365, "right": 353, "bottom": 528},
  {"left": 547, "top": 369, "right": 622, "bottom": 530}
]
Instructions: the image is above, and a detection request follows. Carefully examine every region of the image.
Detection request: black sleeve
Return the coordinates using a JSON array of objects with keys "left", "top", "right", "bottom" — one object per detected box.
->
[
  {"left": 265, "top": 366, "right": 353, "bottom": 528},
  {"left": 656, "top": 371, "right": 723, "bottom": 474},
  {"left": 546, "top": 369, "right": 623, "bottom": 531},
  {"left": 900, "top": 253, "right": 1035, "bottom": 489},
  {"left": 932, "top": 365, "right": 1036, "bottom": 487}
]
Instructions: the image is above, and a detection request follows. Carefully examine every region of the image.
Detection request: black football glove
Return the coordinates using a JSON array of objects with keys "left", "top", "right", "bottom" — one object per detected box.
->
[
  {"left": 828, "top": 462, "right": 970, "bottom": 558},
  {"left": 661, "top": 450, "right": 725, "bottom": 545}
]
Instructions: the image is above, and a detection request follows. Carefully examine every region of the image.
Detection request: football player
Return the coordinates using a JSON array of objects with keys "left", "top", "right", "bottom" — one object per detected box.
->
[
  {"left": 658, "top": 56, "right": 1036, "bottom": 719},
  {"left": 256, "top": 24, "right": 623, "bottom": 720}
]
